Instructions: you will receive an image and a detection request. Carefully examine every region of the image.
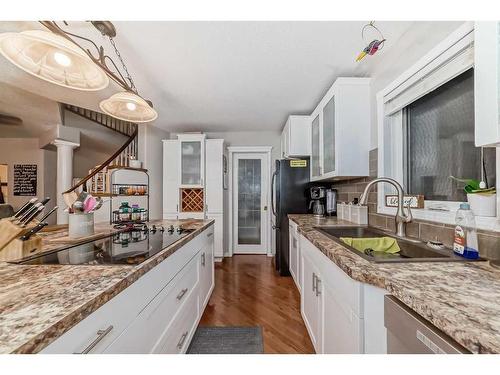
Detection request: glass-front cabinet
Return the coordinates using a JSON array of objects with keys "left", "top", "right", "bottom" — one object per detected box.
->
[
  {"left": 309, "top": 77, "right": 371, "bottom": 181},
  {"left": 311, "top": 115, "right": 321, "bottom": 178},
  {"left": 322, "top": 96, "right": 336, "bottom": 175},
  {"left": 178, "top": 134, "right": 206, "bottom": 187}
]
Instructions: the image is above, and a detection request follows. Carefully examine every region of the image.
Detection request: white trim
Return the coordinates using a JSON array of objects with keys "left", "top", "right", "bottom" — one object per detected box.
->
[
  {"left": 227, "top": 146, "right": 273, "bottom": 257},
  {"left": 377, "top": 21, "right": 500, "bottom": 233}
]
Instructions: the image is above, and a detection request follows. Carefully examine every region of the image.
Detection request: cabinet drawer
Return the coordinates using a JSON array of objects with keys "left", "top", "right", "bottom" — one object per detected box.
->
[
  {"left": 153, "top": 287, "right": 199, "bottom": 353},
  {"left": 104, "top": 254, "right": 200, "bottom": 353}
]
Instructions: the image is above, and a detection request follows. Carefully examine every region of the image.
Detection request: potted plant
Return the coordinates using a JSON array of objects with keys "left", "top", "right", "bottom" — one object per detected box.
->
[{"left": 450, "top": 176, "right": 496, "bottom": 217}]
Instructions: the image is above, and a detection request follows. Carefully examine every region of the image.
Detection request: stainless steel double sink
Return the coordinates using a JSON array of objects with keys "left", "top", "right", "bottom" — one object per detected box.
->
[{"left": 314, "top": 226, "right": 485, "bottom": 263}]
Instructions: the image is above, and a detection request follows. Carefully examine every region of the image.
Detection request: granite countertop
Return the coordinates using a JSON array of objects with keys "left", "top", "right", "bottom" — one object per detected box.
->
[
  {"left": 289, "top": 214, "right": 500, "bottom": 354},
  {"left": 0, "top": 219, "right": 214, "bottom": 354}
]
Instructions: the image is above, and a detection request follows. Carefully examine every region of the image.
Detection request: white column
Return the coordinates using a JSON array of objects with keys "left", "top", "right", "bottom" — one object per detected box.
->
[{"left": 52, "top": 139, "right": 79, "bottom": 224}]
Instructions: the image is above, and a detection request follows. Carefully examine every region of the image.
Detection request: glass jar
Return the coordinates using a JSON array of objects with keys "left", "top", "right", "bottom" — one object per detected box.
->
[{"left": 119, "top": 201, "right": 131, "bottom": 222}]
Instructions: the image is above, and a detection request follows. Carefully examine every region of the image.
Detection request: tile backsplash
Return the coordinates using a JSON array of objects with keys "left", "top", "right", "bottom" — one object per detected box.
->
[{"left": 330, "top": 149, "right": 500, "bottom": 260}]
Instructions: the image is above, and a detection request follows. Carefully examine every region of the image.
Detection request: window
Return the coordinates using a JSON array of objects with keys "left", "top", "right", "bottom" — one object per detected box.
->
[{"left": 404, "top": 69, "right": 496, "bottom": 202}]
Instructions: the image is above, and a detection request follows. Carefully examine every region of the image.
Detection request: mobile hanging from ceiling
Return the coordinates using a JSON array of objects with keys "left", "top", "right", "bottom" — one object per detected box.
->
[
  {"left": 0, "top": 21, "right": 157, "bottom": 123},
  {"left": 355, "top": 21, "right": 386, "bottom": 62}
]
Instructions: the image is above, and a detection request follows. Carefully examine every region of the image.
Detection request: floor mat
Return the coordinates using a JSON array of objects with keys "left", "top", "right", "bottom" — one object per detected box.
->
[{"left": 187, "top": 326, "right": 264, "bottom": 354}]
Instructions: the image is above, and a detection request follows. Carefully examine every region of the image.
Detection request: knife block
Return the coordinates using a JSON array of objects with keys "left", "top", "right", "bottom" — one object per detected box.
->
[
  {"left": 0, "top": 218, "right": 38, "bottom": 258},
  {"left": 0, "top": 235, "right": 43, "bottom": 262}
]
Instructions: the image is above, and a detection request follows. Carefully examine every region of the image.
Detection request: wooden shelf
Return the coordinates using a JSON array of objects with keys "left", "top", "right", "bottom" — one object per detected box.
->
[{"left": 93, "top": 193, "right": 149, "bottom": 198}]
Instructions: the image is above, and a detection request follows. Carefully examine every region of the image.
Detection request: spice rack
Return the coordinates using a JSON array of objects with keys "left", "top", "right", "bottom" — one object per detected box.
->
[{"left": 108, "top": 168, "right": 149, "bottom": 224}]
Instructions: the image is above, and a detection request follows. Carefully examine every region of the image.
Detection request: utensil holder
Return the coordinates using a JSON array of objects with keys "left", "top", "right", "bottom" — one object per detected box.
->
[{"left": 68, "top": 213, "right": 95, "bottom": 239}]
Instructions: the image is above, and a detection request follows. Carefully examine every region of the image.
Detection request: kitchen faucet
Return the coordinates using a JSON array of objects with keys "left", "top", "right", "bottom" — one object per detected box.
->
[{"left": 359, "top": 177, "right": 412, "bottom": 238}]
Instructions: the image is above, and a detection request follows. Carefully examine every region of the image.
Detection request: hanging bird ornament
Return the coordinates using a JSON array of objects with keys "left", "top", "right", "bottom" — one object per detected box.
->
[{"left": 356, "top": 21, "right": 386, "bottom": 62}]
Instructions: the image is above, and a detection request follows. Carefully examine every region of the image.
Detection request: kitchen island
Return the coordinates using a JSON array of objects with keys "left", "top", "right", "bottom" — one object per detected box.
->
[
  {"left": 289, "top": 214, "right": 500, "bottom": 354},
  {"left": 0, "top": 219, "right": 214, "bottom": 354}
]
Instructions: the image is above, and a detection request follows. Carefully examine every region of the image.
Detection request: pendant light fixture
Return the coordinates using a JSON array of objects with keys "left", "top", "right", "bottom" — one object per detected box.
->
[
  {"left": 0, "top": 29, "right": 109, "bottom": 91},
  {"left": 0, "top": 21, "right": 158, "bottom": 123},
  {"left": 100, "top": 91, "right": 158, "bottom": 123}
]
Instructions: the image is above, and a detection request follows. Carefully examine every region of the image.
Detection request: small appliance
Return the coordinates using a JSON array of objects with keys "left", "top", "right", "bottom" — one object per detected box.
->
[
  {"left": 309, "top": 186, "right": 326, "bottom": 217},
  {"left": 326, "top": 188, "right": 338, "bottom": 216}
]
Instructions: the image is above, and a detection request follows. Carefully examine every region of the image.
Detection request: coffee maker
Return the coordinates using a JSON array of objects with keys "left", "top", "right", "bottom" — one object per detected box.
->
[{"left": 309, "top": 186, "right": 326, "bottom": 217}]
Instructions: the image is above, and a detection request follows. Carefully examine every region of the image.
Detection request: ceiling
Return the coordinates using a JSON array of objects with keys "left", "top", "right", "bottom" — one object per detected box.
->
[{"left": 0, "top": 21, "right": 459, "bottom": 135}]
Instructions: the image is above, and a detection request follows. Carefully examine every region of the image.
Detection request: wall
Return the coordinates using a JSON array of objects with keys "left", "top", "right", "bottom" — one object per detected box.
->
[
  {"left": 0, "top": 138, "right": 57, "bottom": 223},
  {"left": 331, "top": 149, "right": 500, "bottom": 260},
  {"left": 138, "top": 124, "right": 170, "bottom": 221},
  {"left": 63, "top": 110, "right": 128, "bottom": 178},
  {"left": 202, "top": 130, "right": 281, "bottom": 256},
  {"left": 366, "top": 21, "right": 464, "bottom": 148}
]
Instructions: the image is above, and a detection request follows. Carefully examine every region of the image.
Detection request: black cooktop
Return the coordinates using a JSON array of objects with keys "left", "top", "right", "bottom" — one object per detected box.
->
[{"left": 15, "top": 224, "right": 194, "bottom": 266}]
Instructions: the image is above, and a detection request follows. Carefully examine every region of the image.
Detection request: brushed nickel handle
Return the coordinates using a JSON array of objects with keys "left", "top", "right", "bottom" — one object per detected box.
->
[
  {"left": 312, "top": 273, "right": 316, "bottom": 292},
  {"left": 177, "top": 331, "right": 189, "bottom": 349},
  {"left": 176, "top": 288, "right": 188, "bottom": 301},
  {"left": 201, "top": 253, "right": 206, "bottom": 266},
  {"left": 77, "top": 325, "right": 113, "bottom": 354},
  {"left": 316, "top": 277, "right": 322, "bottom": 297},
  {"left": 207, "top": 232, "right": 213, "bottom": 238}
]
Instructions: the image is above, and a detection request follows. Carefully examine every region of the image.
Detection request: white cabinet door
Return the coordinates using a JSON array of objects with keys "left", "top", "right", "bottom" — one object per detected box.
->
[
  {"left": 363, "top": 284, "right": 388, "bottom": 354},
  {"left": 178, "top": 134, "right": 206, "bottom": 188},
  {"left": 163, "top": 140, "right": 180, "bottom": 214},
  {"left": 475, "top": 21, "right": 500, "bottom": 146},
  {"left": 289, "top": 224, "right": 298, "bottom": 288},
  {"left": 208, "top": 213, "right": 224, "bottom": 258},
  {"left": 322, "top": 281, "right": 363, "bottom": 354},
  {"left": 205, "top": 139, "right": 224, "bottom": 213},
  {"left": 322, "top": 95, "right": 336, "bottom": 176},
  {"left": 288, "top": 116, "right": 312, "bottom": 157},
  {"left": 311, "top": 114, "right": 321, "bottom": 179},
  {"left": 301, "top": 251, "right": 321, "bottom": 352},
  {"left": 199, "top": 229, "right": 215, "bottom": 310}
]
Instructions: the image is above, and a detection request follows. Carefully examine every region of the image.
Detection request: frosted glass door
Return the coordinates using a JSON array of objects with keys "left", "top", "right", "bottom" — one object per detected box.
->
[
  {"left": 233, "top": 152, "right": 269, "bottom": 254},
  {"left": 181, "top": 141, "right": 202, "bottom": 186},
  {"left": 237, "top": 159, "right": 261, "bottom": 245},
  {"left": 311, "top": 115, "right": 320, "bottom": 178},
  {"left": 323, "top": 96, "right": 335, "bottom": 174}
]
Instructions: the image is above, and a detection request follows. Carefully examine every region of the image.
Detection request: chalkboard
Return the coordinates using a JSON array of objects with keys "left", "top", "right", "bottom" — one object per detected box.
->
[{"left": 13, "top": 164, "right": 37, "bottom": 196}]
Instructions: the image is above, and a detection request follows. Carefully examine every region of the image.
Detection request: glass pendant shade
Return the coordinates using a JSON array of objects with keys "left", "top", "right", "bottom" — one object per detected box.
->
[
  {"left": 0, "top": 30, "right": 109, "bottom": 91},
  {"left": 99, "top": 91, "right": 158, "bottom": 123}
]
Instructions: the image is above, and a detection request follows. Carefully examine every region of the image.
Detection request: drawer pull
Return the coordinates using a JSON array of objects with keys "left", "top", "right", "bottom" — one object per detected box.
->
[
  {"left": 312, "top": 273, "right": 316, "bottom": 292},
  {"left": 207, "top": 232, "right": 214, "bottom": 238},
  {"left": 77, "top": 325, "right": 113, "bottom": 354},
  {"left": 201, "top": 252, "right": 206, "bottom": 266},
  {"left": 316, "top": 277, "right": 322, "bottom": 297},
  {"left": 177, "top": 331, "right": 189, "bottom": 349},
  {"left": 176, "top": 288, "right": 188, "bottom": 301}
]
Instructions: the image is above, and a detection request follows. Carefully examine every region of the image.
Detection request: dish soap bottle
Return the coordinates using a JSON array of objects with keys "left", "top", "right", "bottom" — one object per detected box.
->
[{"left": 453, "top": 203, "right": 479, "bottom": 259}]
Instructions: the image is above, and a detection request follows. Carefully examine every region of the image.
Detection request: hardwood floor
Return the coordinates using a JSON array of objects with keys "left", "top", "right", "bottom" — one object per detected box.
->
[{"left": 199, "top": 255, "right": 315, "bottom": 354}]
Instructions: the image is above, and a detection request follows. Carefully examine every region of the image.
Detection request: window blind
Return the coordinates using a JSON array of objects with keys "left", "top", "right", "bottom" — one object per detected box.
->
[{"left": 383, "top": 31, "right": 474, "bottom": 116}]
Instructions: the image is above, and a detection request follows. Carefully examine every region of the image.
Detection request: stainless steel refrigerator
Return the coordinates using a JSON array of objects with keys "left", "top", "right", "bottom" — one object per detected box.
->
[{"left": 271, "top": 158, "right": 311, "bottom": 276}]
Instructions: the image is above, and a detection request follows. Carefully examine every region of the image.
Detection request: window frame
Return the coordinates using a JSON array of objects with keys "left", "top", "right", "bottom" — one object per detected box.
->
[{"left": 376, "top": 21, "right": 500, "bottom": 232}]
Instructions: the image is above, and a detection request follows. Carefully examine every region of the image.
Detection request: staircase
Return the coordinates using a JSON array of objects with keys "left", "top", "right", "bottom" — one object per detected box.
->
[{"left": 62, "top": 104, "right": 140, "bottom": 196}]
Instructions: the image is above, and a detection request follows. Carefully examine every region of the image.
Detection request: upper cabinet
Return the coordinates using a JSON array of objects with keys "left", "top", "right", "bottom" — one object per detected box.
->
[
  {"left": 280, "top": 115, "right": 311, "bottom": 158},
  {"left": 474, "top": 22, "right": 500, "bottom": 147},
  {"left": 310, "top": 77, "right": 371, "bottom": 181},
  {"left": 179, "top": 134, "right": 206, "bottom": 188}
]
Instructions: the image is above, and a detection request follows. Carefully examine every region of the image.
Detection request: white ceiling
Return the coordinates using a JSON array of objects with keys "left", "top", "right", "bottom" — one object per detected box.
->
[{"left": 0, "top": 21, "right": 459, "bottom": 135}]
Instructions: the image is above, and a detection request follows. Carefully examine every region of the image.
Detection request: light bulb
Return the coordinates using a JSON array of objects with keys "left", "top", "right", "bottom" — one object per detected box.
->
[
  {"left": 53, "top": 51, "right": 72, "bottom": 67},
  {"left": 126, "top": 102, "right": 137, "bottom": 111}
]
